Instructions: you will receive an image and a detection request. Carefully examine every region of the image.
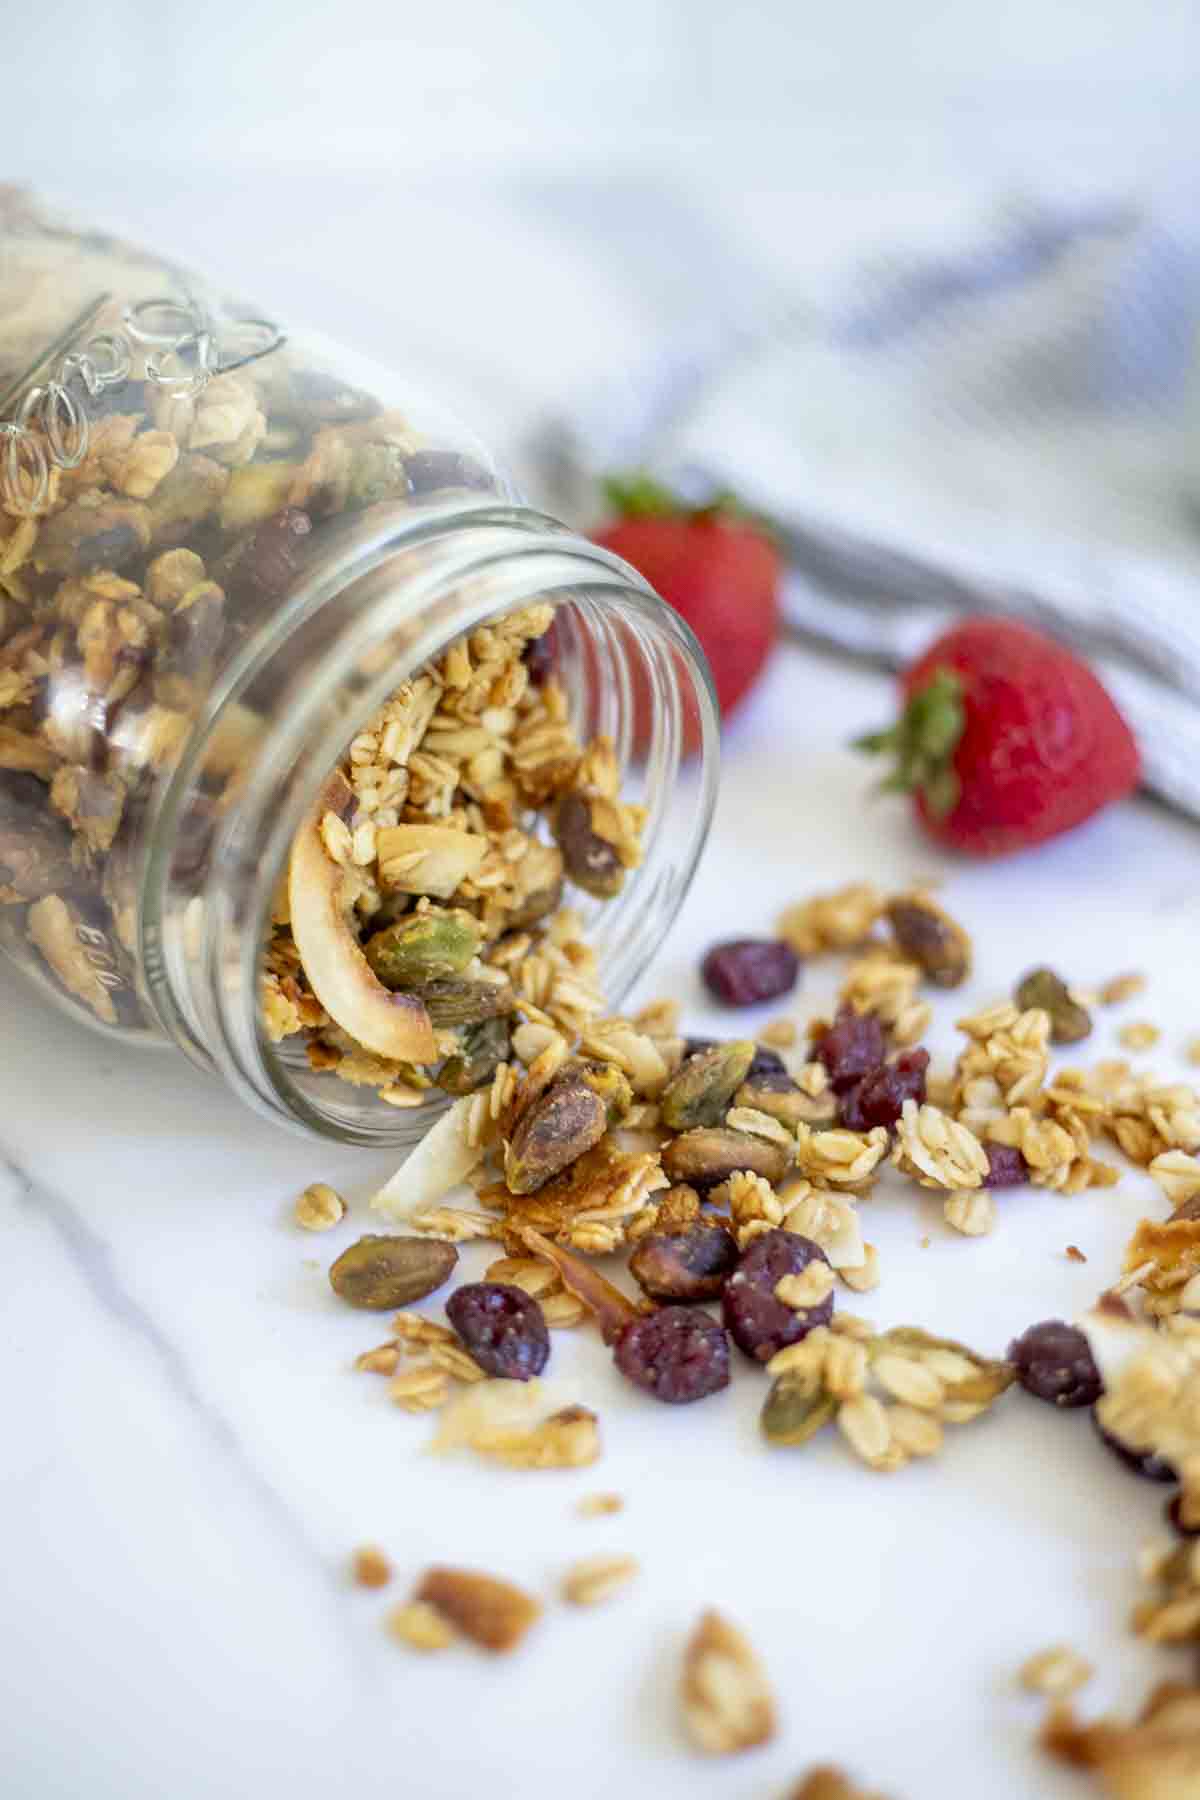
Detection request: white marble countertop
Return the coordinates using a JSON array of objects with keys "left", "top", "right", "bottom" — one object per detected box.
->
[
  {"left": 6, "top": 161, "right": 1200, "bottom": 1796},
  {"left": 4, "top": 635, "right": 1200, "bottom": 1799}
]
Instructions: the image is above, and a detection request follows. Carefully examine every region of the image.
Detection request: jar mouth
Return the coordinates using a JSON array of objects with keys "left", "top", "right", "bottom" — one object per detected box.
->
[{"left": 143, "top": 502, "right": 719, "bottom": 1144}]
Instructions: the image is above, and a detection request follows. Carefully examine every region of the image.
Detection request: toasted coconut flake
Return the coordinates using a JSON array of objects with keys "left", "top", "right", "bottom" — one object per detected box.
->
[
  {"left": 372, "top": 1096, "right": 486, "bottom": 1220},
  {"left": 288, "top": 778, "right": 436, "bottom": 1061}
]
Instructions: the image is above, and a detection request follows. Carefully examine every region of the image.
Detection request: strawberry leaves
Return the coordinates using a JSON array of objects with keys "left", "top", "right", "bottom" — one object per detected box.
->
[{"left": 854, "top": 668, "right": 965, "bottom": 820}]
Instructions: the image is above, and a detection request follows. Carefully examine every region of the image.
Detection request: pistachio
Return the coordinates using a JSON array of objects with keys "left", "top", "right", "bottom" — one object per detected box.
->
[
  {"left": 364, "top": 909, "right": 483, "bottom": 991},
  {"left": 761, "top": 1376, "right": 838, "bottom": 1446},
  {"left": 328, "top": 1234, "right": 458, "bottom": 1309},
  {"left": 735, "top": 1074, "right": 837, "bottom": 1129},
  {"left": 419, "top": 974, "right": 514, "bottom": 1029},
  {"left": 437, "top": 1016, "right": 511, "bottom": 1096},
  {"left": 1015, "top": 967, "right": 1092, "bottom": 1044},
  {"left": 554, "top": 791, "right": 624, "bottom": 899},
  {"left": 506, "top": 871, "right": 564, "bottom": 932},
  {"left": 662, "top": 1127, "right": 790, "bottom": 1191},
  {"left": 577, "top": 1060, "right": 634, "bottom": 1127},
  {"left": 660, "top": 1040, "right": 756, "bottom": 1131},
  {"left": 885, "top": 893, "right": 971, "bottom": 988},
  {"left": 629, "top": 1221, "right": 739, "bottom": 1303},
  {"left": 505, "top": 1068, "right": 609, "bottom": 1195},
  {"left": 347, "top": 440, "right": 413, "bottom": 509}
]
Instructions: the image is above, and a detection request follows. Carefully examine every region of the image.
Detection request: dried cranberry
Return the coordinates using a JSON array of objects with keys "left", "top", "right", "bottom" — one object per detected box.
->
[
  {"left": 1167, "top": 1493, "right": 1200, "bottom": 1537},
  {"left": 1008, "top": 1320, "right": 1101, "bottom": 1408},
  {"left": 613, "top": 1306, "right": 730, "bottom": 1404},
  {"left": 684, "top": 1038, "right": 787, "bottom": 1081},
  {"left": 839, "top": 1048, "right": 929, "bottom": 1131},
  {"left": 446, "top": 1282, "right": 549, "bottom": 1381},
  {"left": 1091, "top": 1408, "right": 1177, "bottom": 1482},
  {"left": 629, "top": 1223, "right": 739, "bottom": 1303},
  {"left": 230, "top": 507, "right": 313, "bottom": 605},
  {"left": 815, "top": 1005, "right": 887, "bottom": 1094},
  {"left": 984, "top": 1144, "right": 1029, "bottom": 1188},
  {"left": 523, "top": 628, "right": 556, "bottom": 687},
  {"left": 701, "top": 939, "right": 800, "bottom": 1008},
  {"left": 722, "top": 1229, "right": 833, "bottom": 1363}
]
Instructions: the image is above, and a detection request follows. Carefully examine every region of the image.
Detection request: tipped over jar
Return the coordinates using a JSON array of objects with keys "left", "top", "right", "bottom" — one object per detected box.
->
[{"left": 0, "top": 190, "right": 719, "bottom": 1143}]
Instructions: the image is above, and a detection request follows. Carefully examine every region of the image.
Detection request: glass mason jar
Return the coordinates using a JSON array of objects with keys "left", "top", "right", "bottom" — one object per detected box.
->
[{"left": 0, "top": 190, "right": 719, "bottom": 1145}]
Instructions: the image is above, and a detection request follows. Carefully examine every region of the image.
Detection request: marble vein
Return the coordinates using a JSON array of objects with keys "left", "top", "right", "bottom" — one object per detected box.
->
[{"left": 0, "top": 1137, "right": 362, "bottom": 1659}]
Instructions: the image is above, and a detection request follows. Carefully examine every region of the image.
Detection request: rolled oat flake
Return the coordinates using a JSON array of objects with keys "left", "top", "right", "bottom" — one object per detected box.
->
[{"left": 0, "top": 191, "right": 717, "bottom": 1141}]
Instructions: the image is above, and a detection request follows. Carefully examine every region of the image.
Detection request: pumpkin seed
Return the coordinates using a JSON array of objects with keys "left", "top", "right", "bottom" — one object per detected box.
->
[{"left": 761, "top": 1376, "right": 837, "bottom": 1446}]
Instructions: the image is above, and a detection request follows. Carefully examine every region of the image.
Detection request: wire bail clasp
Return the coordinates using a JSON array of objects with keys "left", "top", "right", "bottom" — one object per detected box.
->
[
  {"left": 0, "top": 299, "right": 134, "bottom": 517},
  {"left": 125, "top": 296, "right": 284, "bottom": 397}
]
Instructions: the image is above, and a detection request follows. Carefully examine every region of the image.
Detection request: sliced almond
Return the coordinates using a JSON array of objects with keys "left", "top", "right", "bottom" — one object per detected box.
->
[
  {"left": 375, "top": 823, "right": 488, "bottom": 898},
  {"left": 287, "top": 774, "right": 436, "bottom": 1062}
]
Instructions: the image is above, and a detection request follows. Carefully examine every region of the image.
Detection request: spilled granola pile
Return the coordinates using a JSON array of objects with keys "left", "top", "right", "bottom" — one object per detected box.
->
[
  {"left": 318, "top": 877, "right": 1200, "bottom": 1794},
  {"left": 264, "top": 603, "right": 645, "bottom": 1103}
]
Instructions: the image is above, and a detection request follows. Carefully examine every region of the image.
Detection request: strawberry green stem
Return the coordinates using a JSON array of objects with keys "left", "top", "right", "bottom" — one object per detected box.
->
[{"left": 853, "top": 668, "right": 965, "bottom": 819}]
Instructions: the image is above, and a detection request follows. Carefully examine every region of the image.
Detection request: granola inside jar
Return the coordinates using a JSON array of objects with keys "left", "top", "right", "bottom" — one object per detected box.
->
[{"left": 0, "top": 191, "right": 718, "bottom": 1142}]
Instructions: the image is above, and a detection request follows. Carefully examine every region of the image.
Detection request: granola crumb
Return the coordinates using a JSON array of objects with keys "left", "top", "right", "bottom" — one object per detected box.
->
[
  {"left": 390, "top": 1311, "right": 457, "bottom": 1348},
  {"left": 775, "top": 1263, "right": 837, "bottom": 1311},
  {"left": 1119, "top": 1020, "right": 1161, "bottom": 1051},
  {"left": 1099, "top": 971, "right": 1147, "bottom": 1005},
  {"left": 576, "top": 1492, "right": 625, "bottom": 1518},
  {"left": 385, "top": 1600, "right": 457, "bottom": 1651},
  {"left": 1019, "top": 1644, "right": 1094, "bottom": 1699},
  {"left": 839, "top": 1243, "right": 881, "bottom": 1293},
  {"left": 632, "top": 996, "right": 680, "bottom": 1036},
  {"left": 561, "top": 1553, "right": 639, "bottom": 1607},
  {"left": 680, "top": 1609, "right": 777, "bottom": 1755},
  {"left": 1066, "top": 1245, "right": 1087, "bottom": 1264},
  {"left": 414, "top": 1566, "right": 542, "bottom": 1652},
  {"left": 295, "top": 1181, "right": 347, "bottom": 1231},
  {"left": 1186, "top": 1036, "right": 1200, "bottom": 1066},
  {"left": 351, "top": 1544, "right": 392, "bottom": 1589},
  {"left": 760, "top": 1017, "right": 797, "bottom": 1049},
  {"left": 355, "top": 1342, "right": 401, "bottom": 1375},
  {"left": 789, "top": 1767, "right": 885, "bottom": 1800}
]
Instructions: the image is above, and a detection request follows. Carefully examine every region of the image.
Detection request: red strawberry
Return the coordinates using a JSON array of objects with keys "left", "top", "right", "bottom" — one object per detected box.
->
[
  {"left": 593, "top": 476, "right": 780, "bottom": 732},
  {"left": 856, "top": 616, "right": 1140, "bottom": 857}
]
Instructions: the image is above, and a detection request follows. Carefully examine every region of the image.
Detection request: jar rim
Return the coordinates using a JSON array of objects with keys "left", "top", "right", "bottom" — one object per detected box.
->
[{"left": 142, "top": 501, "right": 720, "bottom": 1144}]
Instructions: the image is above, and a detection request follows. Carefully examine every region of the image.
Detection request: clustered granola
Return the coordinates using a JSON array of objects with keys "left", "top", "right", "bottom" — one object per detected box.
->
[
  {"left": 1, "top": 199, "right": 651, "bottom": 1066},
  {"left": 328, "top": 873, "right": 1200, "bottom": 1794}
]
